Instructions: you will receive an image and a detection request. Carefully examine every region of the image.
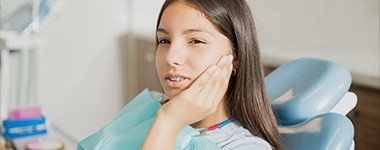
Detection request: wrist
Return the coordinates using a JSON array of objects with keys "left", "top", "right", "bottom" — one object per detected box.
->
[
  {"left": 157, "top": 108, "right": 187, "bottom": 132},
  {"left": 142, "top": 108, "right": 185, "bottom": 150}
]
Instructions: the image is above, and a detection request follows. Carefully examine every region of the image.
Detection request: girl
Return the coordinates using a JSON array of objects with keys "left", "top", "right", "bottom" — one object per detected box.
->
[{"left": 142, "top": 0, "right": 282, "bottom": 149}]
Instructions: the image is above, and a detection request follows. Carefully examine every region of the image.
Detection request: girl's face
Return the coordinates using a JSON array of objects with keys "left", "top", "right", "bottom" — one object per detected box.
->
[{"left": 156, "top": 2, "right": 233, "bottom": 99}]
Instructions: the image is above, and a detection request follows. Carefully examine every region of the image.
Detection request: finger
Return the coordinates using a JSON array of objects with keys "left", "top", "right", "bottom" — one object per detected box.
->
[
  {"left": 206, "top": 58, "right": 233, "bottom": 111},
  {"left": 185, "top": 55, "right": 229, "bottom": 95},
  {"left": 184, "top": 64, "right": 217, "bottom": 96},
  {"left": 211, "top": 60, "right": 233, "bottom": 107},
  {"left": 187, "top": 54, "right": 229, "bottom": 113},
  {"left": 197, "top": 55, "right": 230, "bottom": 95},
  {"left": 198, "top": 55, "right": 233, "bottom": 106}
]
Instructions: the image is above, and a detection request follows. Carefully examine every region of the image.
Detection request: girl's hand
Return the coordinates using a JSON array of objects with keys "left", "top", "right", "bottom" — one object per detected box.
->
[{"left": 158, "top": 55, "right": 234, "bottom": 127}]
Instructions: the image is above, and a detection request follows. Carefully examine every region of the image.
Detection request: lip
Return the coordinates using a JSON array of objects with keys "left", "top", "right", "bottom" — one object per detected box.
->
[
  {"left": 164, "top": 73, "right": 190, "bottom": 79},
  {"left": 164, "top": 73, "right": 190, "bottom": 88}
]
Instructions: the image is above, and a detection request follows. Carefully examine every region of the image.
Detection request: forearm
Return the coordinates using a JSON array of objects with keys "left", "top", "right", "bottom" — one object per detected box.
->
[{"left": 141, "top": 109, "right": 185, "bottom": 150}]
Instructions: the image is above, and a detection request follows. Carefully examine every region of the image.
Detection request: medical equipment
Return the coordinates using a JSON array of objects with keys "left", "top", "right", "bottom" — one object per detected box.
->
[{"left": 1, "top": 0, "right": 62, "bottom": 142}]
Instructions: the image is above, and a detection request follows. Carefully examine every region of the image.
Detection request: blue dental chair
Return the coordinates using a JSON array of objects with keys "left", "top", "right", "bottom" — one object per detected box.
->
[
  {"left": 265, "top": 58, "right": 356, "bottom": 150},
  {"left": 78, "top": 57, "right": 356, "bottom": 150}
]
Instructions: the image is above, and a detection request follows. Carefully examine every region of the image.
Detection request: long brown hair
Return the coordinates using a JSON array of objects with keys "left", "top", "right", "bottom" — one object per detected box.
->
[{"left": 156, "top": 0, "right": 283, "bottom": 149}]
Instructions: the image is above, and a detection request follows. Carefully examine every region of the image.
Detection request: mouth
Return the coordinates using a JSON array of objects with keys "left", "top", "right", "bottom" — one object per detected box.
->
[{"left": 164, "top": 73, "right": 190, "bottom": 88}]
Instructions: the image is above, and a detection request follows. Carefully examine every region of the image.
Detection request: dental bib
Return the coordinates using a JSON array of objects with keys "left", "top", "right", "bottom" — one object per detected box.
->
[{"left": 77, "top": 89, "right": 220, "bottom": 150}]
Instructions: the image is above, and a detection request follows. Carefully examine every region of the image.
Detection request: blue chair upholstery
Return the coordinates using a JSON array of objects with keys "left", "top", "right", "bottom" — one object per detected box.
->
[
  {"left": 265, "top": 58, "right": 355, "bottom": 150},
  {"left": 280, "top": 113, "right": 354, "bottom": 150}
]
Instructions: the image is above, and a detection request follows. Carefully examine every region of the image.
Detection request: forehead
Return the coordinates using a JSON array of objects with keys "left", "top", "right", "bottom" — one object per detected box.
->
[{"left": 158, "top": 2, "right": 218, "bottom": 34}]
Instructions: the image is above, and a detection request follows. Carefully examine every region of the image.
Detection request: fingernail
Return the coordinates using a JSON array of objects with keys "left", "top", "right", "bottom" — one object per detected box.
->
[
  {"left": 224, "top": 55, "right": 230, "bottom": 64},
  {"left": 222, "top": 55, "right": 228, "bottom": 64},
  {"left": 227, "top": 55, "right": 233, "bottom": 64}
]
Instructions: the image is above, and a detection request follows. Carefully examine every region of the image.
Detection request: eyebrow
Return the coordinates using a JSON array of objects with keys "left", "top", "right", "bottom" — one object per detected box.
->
[
  {"left": 156, "top": 28, "right": 214, "bottom": 37},
  {"left": 156, "top": 28, "right": 169, "bottom": 34}
]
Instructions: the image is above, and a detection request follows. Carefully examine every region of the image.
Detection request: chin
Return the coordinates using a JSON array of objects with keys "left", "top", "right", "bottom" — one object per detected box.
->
[{"left": 163, "top": 87, "right": 183, "bottom": 99}]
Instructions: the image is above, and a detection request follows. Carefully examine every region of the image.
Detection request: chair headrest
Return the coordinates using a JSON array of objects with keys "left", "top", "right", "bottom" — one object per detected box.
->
[{"left": 265, "top": 58, "right": 352, "bottom": 125}]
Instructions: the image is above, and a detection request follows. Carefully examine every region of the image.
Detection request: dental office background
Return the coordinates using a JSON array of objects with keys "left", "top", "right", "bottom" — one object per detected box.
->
[{"left": 0, "top": 0, "right": 379, "bottom": 149}]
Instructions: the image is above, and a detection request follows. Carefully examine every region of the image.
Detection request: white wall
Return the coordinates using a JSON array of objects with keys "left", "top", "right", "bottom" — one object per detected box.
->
[
  {"left": 249, "top": 0, "right": 380, "bottom": 88},
  {"left": 37, "top": 0, "right": 130, "bottom": 141},
  {"left": 121, "top": 0, "right": 380, "bottom": 88}
]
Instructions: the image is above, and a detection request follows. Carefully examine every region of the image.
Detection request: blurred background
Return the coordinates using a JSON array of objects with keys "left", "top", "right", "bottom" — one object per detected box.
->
[{"left": 0, "top": 0, "right": 379, "bottom": 149}]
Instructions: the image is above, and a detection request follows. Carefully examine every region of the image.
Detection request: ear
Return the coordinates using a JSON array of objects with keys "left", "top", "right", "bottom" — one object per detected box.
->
[{"left": 232, "top": 54, "right": 239, "bottom": 70}]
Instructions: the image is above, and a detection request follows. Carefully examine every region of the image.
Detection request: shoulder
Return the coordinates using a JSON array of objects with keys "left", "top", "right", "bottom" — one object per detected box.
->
[{"left": 204, "top": 121, "right": 272, "bottom": 150}]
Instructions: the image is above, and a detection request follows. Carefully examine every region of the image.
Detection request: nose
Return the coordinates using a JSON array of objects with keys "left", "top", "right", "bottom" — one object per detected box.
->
[{"left": 166, "top": 43, "right": 185, "bottom": 67}]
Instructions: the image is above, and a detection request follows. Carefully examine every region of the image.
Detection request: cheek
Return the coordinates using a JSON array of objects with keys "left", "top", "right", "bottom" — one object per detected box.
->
[
  {"left": 198, "top": 44, "right": 231, "bottom": 64},
  {"left": 188, "top": 51, "right": 221, "bottom": 77},
  {"left": 155, "top": 51, "right": 165, "bottom": 77},
  {"left": 190, "top": 59, "right": 212, "bottom": 75}
]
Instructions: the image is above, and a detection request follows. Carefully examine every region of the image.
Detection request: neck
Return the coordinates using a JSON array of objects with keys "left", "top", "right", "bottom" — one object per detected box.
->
[{"left": 190, "top": 98, "right": 229, "bottom": 129}]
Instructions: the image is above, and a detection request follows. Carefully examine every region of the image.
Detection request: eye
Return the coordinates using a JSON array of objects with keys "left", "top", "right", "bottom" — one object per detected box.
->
[
  {"left": 189, "top": 39, "right": 206, "bottom": 44},
  {"left": 158, "top": 38, "right": 171, "bottom": 44}
]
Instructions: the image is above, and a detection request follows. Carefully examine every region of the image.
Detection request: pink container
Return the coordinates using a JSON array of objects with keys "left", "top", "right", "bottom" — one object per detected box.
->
[{"left": 9, "top": 107, "right": 42, "bottom": 120}]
